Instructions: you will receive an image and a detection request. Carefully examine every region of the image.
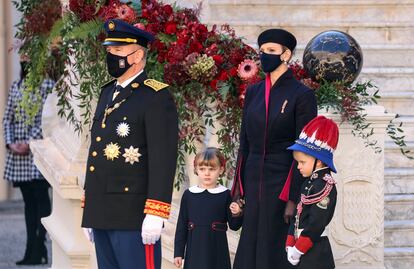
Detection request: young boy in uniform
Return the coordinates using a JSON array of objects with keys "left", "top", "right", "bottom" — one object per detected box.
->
[{"left": 285, "top": 115, "right": 339, "bottom": 269}]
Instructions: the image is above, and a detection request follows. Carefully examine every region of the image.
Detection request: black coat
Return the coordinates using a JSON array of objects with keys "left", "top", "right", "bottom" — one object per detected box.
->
[
  {"left": 174, "top": 187, "right": 242, "bottom": 269},
  {"left": 287, "top": 168, "right": 337, "bottom": 269},
  {"left": 82, "top": 71, "right": 178, "bottom": 230},
  {"left": 231, "top": 69, "right": 317, "bottom": 269}
]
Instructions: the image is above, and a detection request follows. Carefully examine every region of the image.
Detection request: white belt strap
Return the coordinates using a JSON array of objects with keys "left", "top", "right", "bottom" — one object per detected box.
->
[{"left": 297, "top": 228, "right": 328, "bottom": 238}]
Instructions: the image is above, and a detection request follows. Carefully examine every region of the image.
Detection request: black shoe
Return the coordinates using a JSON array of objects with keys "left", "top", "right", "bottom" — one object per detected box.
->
[
  {"left": 19, "top": 255, "right": 48, "bottom": 265},
  {"left": 15, "top": 247, "right": 32, "bottom": 265},
  {"left": 19, "top": 241, "right": 48, "bottom": 265},
  {"left": 15, "top": 258, "right": 29, "bottom": 265}
]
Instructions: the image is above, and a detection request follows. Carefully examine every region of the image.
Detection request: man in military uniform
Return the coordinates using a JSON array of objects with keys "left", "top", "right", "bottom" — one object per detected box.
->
[{"left": 81, "top": 19, "right": 178, "bottom": 269}]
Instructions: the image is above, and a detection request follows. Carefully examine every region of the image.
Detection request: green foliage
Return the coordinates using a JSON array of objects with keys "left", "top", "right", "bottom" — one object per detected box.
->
[{"left": 66, "top": 19, "right": 104, "bottom": 40}]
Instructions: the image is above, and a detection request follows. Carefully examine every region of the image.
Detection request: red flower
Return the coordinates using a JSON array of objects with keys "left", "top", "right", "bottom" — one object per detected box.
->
[
  {"left": 210, "top": 79, "right": 218, "bottom": 90},
  {"left": 228, "top": 49, "right": 245, "bottom": 65},
  {"left": 212, "top": 55, "right": 224, "bottom": 65},
  {"left": 165, "top": 22, "right": 178, "bottom": 35},
  {"left": 25, "top": 0, "right": 62, "bottom": 35},
  {"left": 205, "top": 44, "right": 218, "bottom": 56},
  {"left": 229, "top": 67, "right": 238, "bottom": 77},
  {"left": 166, "top": 44, "right": 187, "bottom": 63},
  {"left": 117, "top": 4, "right": 137, "bottom": 24},
  {"left": 177, "top": 35, "right": 190, "bottom": 45},
  {"left": 152, "top": 40, "right": 165, "bottom": 52},
  {"left": 163, "top": 4, "right": 174, "bottom": 16},
  {"left": 189, "top": 41, "right": 203, "bottom": 54},
  {"left": 217, "top": 70, "right": 229, "bottom": 81}
]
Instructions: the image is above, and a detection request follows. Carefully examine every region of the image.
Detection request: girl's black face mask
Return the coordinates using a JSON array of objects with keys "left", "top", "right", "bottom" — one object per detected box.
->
[
  {"left": 259, "top": 51, "right": 284, "bottom": 73},
  {"left": 106, "top": 50, "right": 137, "bottom": 78}
]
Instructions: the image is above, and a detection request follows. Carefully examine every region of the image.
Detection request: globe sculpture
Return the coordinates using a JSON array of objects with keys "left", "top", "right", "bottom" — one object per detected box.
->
[{"left": 303, "top": 30, "right": 363, "bottom": 84}]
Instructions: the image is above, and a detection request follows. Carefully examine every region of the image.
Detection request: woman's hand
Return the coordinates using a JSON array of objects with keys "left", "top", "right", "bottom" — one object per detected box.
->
[
  {"left": 284, "top": 200, "right": 296, "bottom": 224},
  {"left": 230, "top": 202, "right": 242, "bottom": 216},
  {"left": 8, "top": 143, "right": 30, "bottom": 155},
  {"left": 174, "top": 257, "right": 183, "bottom": 268}
]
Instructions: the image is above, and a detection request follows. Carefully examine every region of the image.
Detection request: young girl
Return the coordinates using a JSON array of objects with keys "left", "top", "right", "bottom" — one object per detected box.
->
[{"left": 174, "top": 147, "right": 243, "bottom": 269}]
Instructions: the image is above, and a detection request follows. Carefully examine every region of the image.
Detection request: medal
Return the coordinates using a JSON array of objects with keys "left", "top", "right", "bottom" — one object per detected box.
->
[
  {"left": 116, "top": 122, "right": 130, "bottom": 137},
  {"left": 104, "top": 142, "right": 121, "bottom": 161},
  {"left": 123, "top": 146, "right": 142, "bottom": 165}
]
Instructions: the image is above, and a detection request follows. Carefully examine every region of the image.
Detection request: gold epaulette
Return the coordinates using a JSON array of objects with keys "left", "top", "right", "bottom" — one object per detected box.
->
[
  {"left": 144, "top": 79, "right": 169, "bottom": 92},
  {"left": 101, "top": 79, "right": 116, "bottom": 89}
]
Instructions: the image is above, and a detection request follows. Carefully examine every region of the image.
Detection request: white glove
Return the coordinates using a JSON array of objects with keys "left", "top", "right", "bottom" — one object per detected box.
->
[
  {"left": 287, "top": 246, "right": 302, "bottom": 266},
  {"left": 141, "top": 214, "right": 164, "bottom": 245},
  {"left": 82, "top": 228, "right": 94, "bottom": 243}
]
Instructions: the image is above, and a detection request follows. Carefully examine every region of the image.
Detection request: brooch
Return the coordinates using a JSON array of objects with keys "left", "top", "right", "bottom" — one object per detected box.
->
[
  {"left": 116, "top": 122, "right": 130, "bottom": 137},
  {"left": 123, "top": 146, "right": 142, "bottom": 165},
  {"left": 104, "top": 142, "right": 121, "bottom": 161},
  {"left": 281, "top": 100, "right": 288, "bottom": 113}
]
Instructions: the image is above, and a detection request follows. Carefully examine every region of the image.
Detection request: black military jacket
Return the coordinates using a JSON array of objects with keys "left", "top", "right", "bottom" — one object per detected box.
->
[
  {"left": 82, "top": 71, "right": 178, "bottom": 230},
  {"left": 288, "top": 167, "right": 337, "bottom": 252}
]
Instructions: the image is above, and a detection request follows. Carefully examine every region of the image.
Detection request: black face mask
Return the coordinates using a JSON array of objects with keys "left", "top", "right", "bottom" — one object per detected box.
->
[
  {"left": 106, "top": 50, "right": 138, "bottom": 78},
  {"left": 259, "top": 51, "right": 284, "bottom": 73}
]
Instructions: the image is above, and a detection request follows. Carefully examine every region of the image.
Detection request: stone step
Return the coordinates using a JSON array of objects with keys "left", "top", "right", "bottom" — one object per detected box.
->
[
  {"left": 208, "top": 1, "right": 414, "bottom": 25},
  {"left": 209, "top": 21, "right": 414, "bottom": 46},
  {"left": 359, "top": 67, "right": 414, "bottom": 93},
  {"left": 385, "top": 141, "right": 414, "bottom": 168},
  {"left": 384, "top": 220, "right": 414, "bottom": 247},
  {"left": 384, "top": 247, "right": 414, "bottom": 269},
  {"left": 385, "top": 195, "right": 414, "bottom": 221},
  {"left": 376, "top": 92, "right": 414, "bottom": 116},
  {"left": 385, "top": 168, "right": 414, "bottom": 194}
]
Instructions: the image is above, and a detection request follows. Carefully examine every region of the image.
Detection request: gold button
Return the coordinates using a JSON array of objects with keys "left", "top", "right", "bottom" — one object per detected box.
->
[
  {"left": 124, "top": 187, "right": 129, "bottom": 192},
  {"left": 101, "top": 123, "right": 106, "bottom": 128},
  {"left": 123, "top": 117, "right": 127, "bottom": 120},
  {"left": 96, "top": 137, "right": 101, "bottom": 142},
  {"left": 92, "top": 151, "right": 97, "bottom": 157},
  {"left": 89, "top": 166, "right": 95, "bottom": 172}
]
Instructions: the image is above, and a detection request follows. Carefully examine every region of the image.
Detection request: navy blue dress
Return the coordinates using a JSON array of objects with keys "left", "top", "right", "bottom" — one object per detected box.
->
[{"left": 174, "top": 186, "right": 243, "bottom": 269}]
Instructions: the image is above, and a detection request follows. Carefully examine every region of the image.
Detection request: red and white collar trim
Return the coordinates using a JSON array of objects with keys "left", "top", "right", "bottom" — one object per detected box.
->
[
  {"left": 189, "top": 185, "right": 228, "bottom": 194},
  {"left": 299, "top": 131, "right": 335, "bottom": 153}
]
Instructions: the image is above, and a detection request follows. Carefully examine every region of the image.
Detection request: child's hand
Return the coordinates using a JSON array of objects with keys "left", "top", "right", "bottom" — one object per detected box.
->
[
  {"left": 230, "top": 202, "right": 242, "bottom": 216},
  {"left": 174, "top": 257, "right": 183, "bottom": 268}
]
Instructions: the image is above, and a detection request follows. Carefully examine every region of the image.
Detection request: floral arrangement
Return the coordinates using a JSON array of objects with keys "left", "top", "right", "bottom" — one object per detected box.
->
[{"left": 14, "top": 0, "right": 412, "bottom": 189}]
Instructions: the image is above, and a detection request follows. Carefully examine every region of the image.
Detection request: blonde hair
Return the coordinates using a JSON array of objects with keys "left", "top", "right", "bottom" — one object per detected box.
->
[{"left": 193, "top": 147, "right": 226, "bottom": 175}]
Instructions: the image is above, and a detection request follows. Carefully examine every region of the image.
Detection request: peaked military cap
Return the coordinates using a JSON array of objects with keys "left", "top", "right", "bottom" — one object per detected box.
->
[
  {"left": 103, "top": 19, "right": 155, "bottom": 47},
  {"left": 258, "top": 29, "right": 297, "bottom": 52}
]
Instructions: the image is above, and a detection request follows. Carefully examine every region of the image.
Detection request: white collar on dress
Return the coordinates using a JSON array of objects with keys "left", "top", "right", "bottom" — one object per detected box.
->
[
  {"left": 116, "top": 69, "right": 144, "bottom": 88},
  {"left": 188, "top": 184, "right": 228, "bottom": 194}
]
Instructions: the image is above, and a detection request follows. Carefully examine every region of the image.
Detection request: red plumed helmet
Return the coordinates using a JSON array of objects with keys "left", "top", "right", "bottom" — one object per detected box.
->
[
  {"left": 301, "top": 115, "right": 339, "bottom": 151},
  {"left": 287, "top": 115, "right": 339, "bottom": 172}
]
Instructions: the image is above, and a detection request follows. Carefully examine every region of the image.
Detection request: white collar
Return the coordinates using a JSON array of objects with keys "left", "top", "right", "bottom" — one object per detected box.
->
[
  {"left": 116, "top": 69, "right": 144, "bottom": 88},
  {"left": 188, "top": 184, "right": 228, "bottom": 194},
  {"left": 313, "top": 167, "right": 330, "bottom": 173}
]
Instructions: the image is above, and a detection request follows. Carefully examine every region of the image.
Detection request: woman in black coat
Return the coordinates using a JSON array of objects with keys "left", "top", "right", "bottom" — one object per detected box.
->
[{"left": 231, "top": 29, "right": 318, "bottom": 269}]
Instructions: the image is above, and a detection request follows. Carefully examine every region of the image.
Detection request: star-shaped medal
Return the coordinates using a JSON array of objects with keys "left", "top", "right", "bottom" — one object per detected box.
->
[
  {"left": 116, "top": 122, "right": 130, "bottom": 137},
  {"left": 104, "top": 142, "right": 121, "bottom": 161},
  {"left": 123, "top": 146, "right": 142, "bottom": 165}
]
